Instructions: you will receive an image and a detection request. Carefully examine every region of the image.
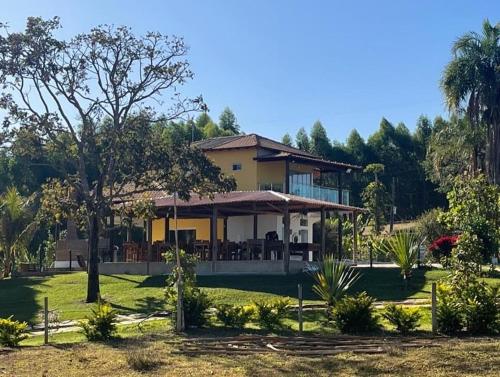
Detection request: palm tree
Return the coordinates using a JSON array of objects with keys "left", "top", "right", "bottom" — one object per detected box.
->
[
  {"left": 307, "top": 257, "right": 360, "bottom": 315},
  {"left": 442, "top": 20, "right": 500, "bottom": 184},
  {"left": 0, "top": 188, "right": 37, "bottom": 278},
  {"left": 378, "top": 231, "right": 421, "bottom": 289}
]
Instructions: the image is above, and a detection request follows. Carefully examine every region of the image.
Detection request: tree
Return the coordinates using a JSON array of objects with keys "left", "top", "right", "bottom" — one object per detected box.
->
[
  {"left": 0, "top": 17, "right": 206, "bottom": 302},
  {"left": 218, "top": 107, "right": 240, "bottom": 135},
  {"left": 441, "top": 20, "right": 500, "bottom": 184},
  {"left": 362, "top": 164, "right": 387, "bottom": 234},
  {"left": 440, "top": 173, "right": 500, "bottom": 265},
  {"left": 281, "top": 133, "right": 293, "bottom": 146},
  {"left": 424, "top": 116, "right": 476, "bottom": 192},
  {"left": 0, "top": 188, "right": 37, "bottom": 277},
  {"left": 295, "top": 127, "right": 311, "bottom": 152},
  {"left": 154, "top": 139, "right": 235, "bottom": 332},
  {"left": 310, "top": 121, "right": 331, "bottom": 158}
]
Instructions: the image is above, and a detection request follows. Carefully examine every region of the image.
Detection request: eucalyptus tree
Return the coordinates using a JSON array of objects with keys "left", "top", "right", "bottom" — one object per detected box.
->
[
  {"left": 0, "top": 17, "right": 206, "bottom": 301},
  {"left": 442, "top": 20, "right": 500, "bottom": 184}
]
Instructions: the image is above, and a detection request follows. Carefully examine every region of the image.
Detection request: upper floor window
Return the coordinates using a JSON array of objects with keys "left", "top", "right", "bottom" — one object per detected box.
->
[{"left": 232, "top": 163, "right": 242, "bottom": 171}]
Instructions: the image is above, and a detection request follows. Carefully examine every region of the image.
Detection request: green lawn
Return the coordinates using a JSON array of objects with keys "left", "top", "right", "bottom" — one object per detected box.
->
[{"left": 1, "top": 267, "right": 497, "bottom": 323}]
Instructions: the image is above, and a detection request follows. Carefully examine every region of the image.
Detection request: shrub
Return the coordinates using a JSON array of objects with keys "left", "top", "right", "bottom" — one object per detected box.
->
[
  {"left": 382, "top": 304, "right": 421, "bottom": 334},
  {"left": 216, "top": 304, "right": 254, "bottom": 328},
  {"left": 253, "top": 298, "right": 291, "bottom": 331},
  {"left": 166, "top": 286, "right": 211, "bottom": 328},
  {"left": 126, "top": 349, "right": 161, "bottom": 372},
  {"left": 415, "top": 208, "right": 448, "bottom": 245},
  {"left": 79, "top": 301, "right": 117, "bottom": 341},
  {"left": 0, "top": 316, "right": 29, "bottom": 347},
  {"left": 307, "top": 257, "right": 360, "bottom": 315},
  {"left": 436, "top": 285, "right": 462, "bottom": 334},
  {"left": 428, "top": 235, "right": 458, "bottom": 266},
  {"left": 331, "top": 292, "right": 379, "bottom": 334},
  {"left": 462, "top": 284, "right": 499, "bottom": 335}
]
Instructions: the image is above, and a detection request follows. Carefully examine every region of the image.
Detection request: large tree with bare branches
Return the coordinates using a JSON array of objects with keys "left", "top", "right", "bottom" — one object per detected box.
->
[{"left": 0, "top": 17, "right": 222, "bottom": 302}]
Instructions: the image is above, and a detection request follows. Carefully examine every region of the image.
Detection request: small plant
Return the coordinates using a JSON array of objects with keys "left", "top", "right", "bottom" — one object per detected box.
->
[
  {"left": 0, "top": 316, "right": 29, "bottom": 347},
  {"left": 307, "top": 257, "right": 360, "bottom": 320},
  {"left": 253, "top": 298, "right": 291, "bottom": 331},
  {"left": 126, "top": 349, "right": 161, "bottom": 372},
  {"left": 436, "top": 285, "right": 462, "bottom": 334},
  {"left": 378, "top": 231, "right": 421, "bottom": 289},
  {"left": 166, "top": 286, "right": 211, "bottom": 328},
  {"left": 382, "top": 304, "right": 421, "bottom": 334},
  {"left": 331, "top": 292, "right": 379, "bottom": 334},
  {"left": 216, "top": 304, "right": 254, "bottom": 328},
  {"left": 79, "top": 301, "right": 117, "bottom": 341}
]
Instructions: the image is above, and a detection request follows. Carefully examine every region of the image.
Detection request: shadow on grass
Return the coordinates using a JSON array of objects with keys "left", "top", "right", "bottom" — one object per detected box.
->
[
  {"left": 0, "top": 276, "right": 48, "bottom": 323},
  {"left": 196, "top": 268, "right": 430, "bottom": 302}
]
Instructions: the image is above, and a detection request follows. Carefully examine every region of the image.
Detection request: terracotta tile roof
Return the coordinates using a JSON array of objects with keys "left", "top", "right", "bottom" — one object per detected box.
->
[
  {"left": 139, "top": 190, "right": 366, "bottom": 213},
  {"left": 193, "top": 134, "right": 362, "bottom": 170},
  {"left": 193, "top": 134, "right": 315, "bottom": 157}
]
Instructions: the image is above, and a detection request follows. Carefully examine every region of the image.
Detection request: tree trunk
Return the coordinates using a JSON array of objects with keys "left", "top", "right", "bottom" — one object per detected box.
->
[
  {"left": 2, "top": 243, "right": 13, "bottom": 278},
  {"left": 86, "top": 213, "right": 100, "bottom": 303},
  {"left": 174, "top": 193, "right": 185, "bottom": 332}
]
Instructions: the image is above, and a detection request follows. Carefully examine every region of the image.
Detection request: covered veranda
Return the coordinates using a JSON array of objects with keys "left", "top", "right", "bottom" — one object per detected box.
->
[{"left": 103, "top": 191, "right": 365, "bottom": 275}]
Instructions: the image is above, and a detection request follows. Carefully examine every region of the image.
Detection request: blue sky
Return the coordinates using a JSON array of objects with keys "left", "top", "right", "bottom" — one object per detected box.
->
[{"left": 4, "top": 1, "right": 499, "bottom": 142}]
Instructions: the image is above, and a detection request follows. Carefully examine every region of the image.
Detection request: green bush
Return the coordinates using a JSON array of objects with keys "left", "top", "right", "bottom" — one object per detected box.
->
[
  {"left": 166, "top": 286, "right": 212, "bottom": 328},
  {"left": 382, "top": 304, "right": 421, "bottom": 334},
  {"left": 253, "top": 298, "right": 291, "bottom": 331},
  {"left": 0, "top": 316, "right": 29, "bottom": 347},
  {"left": 79, "top": 301, "right": 117, "bottom": 341},
  {"left": 436, "top": 285, "right": 462, "bottom": 334},
  {"left": 332, "top": 292, "right": 379, "bottom": 334},
  {"left": 216, "top": 304, "right": 254, "bottom": 328},
  {"left": 462, "top": 284, "right": 499, "bottom": 335}
]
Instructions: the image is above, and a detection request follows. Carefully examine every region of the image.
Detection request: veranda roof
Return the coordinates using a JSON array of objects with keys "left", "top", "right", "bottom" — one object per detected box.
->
[{"left": 141, "top": 190, "right": 365, "bottom": 217}]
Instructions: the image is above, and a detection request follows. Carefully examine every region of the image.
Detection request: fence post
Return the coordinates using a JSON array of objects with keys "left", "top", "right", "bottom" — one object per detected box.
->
[
  {"left": 69, "top": 249, "right": 72, "bottom": 271},
  {"left": 298, "top": 284, "right": 303, "bottom": 335},
  {"left": 44, "top": 297, "right": 49, "bottom": 345},
  {"left": 431, "top": 282, "right": 437, "bottom": 335}
]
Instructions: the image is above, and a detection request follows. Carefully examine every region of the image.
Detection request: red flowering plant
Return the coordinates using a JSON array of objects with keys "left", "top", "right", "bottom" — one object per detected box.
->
[{"left": 428, "top": 235, "right": 458, "bottom": 267}]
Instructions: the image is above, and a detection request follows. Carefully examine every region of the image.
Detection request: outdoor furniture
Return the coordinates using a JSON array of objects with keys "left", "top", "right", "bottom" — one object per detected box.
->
[
  {"left": 246, "top": 239, "right": 266, "bottom": 260},
  {"left": 124, "top": 242, "right": 141, "bottom": 262},
  {"left": 265, "top": 240, "right": 283, "bottom": 260},
  {"left": 193, "top": 240, "right": 210, "bottom": 260},
  {"left": 289, "top": 243, "right": 320, "bottom": 261}
]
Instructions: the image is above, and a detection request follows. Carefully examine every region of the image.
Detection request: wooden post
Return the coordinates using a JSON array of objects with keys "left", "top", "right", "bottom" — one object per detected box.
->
[
  {"left": 69, "top": 249, "right": 72, "bottom": 271},
  {"left": 431, "top": 282, "right": 437, "bottom": 334},
  {"left": 283, "top": 204, "right": 290, "bottom": 274},
  {"left": 211, "top": 206, "right": 218, "bottom": 271},
  {"left": 320, "top": 208, "right": 326, "bottom": 260},
  {"left": 253, "top": 215, "right": 258, "bottom": 240},
  {"left": 390, "top": 177, "right": 396, "bottom": 233},
  {"left": 298, "top": 284, "right": 303, "bottom": 335},
  {"left": 337, "top": 171, "right": 343, "bottom": 260},
  {"left": 146, "top": 218, "right": 153, "bottom": 275},
  {"left": 353, "top": 211, "right": 358, "bottom": 265},
  {"left": 164, "top": 215, "right": 169, "bottom": 243},
  {"left": 284, "top": 158, "right": 290, "bottom": 194},
  {"left": 369, "top": 244, "right": 373, "bottom": 268},
  {"left": 44, "top": 297, "right": 49, "bottom": 345}
]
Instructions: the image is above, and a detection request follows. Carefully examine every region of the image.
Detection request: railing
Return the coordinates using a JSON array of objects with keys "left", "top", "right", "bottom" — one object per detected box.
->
[{"left": 290, "top": 182, "right": 350, "bottom": 205}]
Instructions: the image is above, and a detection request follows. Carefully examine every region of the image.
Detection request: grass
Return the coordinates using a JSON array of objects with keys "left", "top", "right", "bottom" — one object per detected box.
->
[
  {"left": 2, "top": 329, "right": 498, "bottom": 376},
  {"left": 1, "top": 267, "right": 498, "bottom": 323}
]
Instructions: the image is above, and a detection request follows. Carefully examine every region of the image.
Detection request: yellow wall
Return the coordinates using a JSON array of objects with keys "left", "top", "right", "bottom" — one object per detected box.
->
[
  {"left": 257, "top": 160, "right": 285, "bottom": 189},
  {"left": 205, "top": 149, "right": 258, "bottom": 190},
  {"left": 152, "top": 218, "right": 224, "bottom": 242}
]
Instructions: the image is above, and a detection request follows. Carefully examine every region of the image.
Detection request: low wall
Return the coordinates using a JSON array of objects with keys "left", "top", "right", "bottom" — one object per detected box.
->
[{"left": 98, "top": 260, "right": 307, "bottom": 276}]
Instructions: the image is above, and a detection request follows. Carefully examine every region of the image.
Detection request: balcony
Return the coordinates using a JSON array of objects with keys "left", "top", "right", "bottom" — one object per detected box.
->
[{"left": 290, "top": 182, "right": 350, "bottom": 205}]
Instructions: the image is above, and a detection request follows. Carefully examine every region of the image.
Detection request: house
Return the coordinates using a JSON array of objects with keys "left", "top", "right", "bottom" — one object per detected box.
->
[{"left": 56, "top": 133, "right": 365, "bottom": 275}]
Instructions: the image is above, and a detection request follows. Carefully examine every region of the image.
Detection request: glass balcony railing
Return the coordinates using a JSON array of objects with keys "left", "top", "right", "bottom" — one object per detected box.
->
[{"left": 290, "top": 182, "right": 350, "bottom": 205}]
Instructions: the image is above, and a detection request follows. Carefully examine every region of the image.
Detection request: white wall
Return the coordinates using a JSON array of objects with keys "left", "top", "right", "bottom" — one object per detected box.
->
[{"left": 227, "top": 212, "right": 321, "bottom": 244}]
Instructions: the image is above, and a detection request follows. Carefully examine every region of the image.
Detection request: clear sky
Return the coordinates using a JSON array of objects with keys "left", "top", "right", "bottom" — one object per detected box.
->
[{"left": 3, "top": 0, "right": 499, "bottom": 142}]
